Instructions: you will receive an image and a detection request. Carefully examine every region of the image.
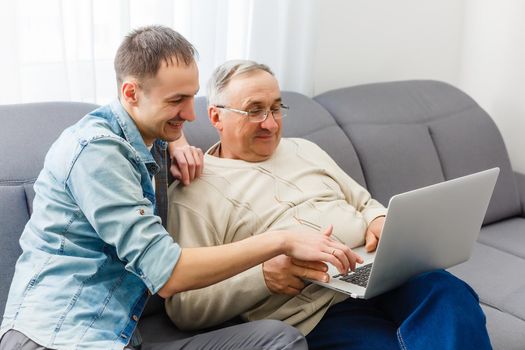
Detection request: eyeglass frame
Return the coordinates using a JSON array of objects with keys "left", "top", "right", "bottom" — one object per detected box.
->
[{"left": 214, "top": 103, "right": 290, "bottom": 123}]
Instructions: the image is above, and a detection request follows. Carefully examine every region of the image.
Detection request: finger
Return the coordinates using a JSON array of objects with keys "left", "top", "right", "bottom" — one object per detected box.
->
[
  {"left": 322, "top": 225, "right": 333, "bottom": 238},
  {"left": 291, "top": 265, "right": 329, "bottom": 283},
  {"left": 365, "top": 230, "right": 378, "bottom": 252},
  {"left": 288, "top": 276, "right": 307, "bottom": 290},
  {"left": 354, "top": 251, "right": 364, "bottom": 264},
  {"left": 182, "top": 147, "right": 196, "bottom": 181},
  {"left": 374, "top": 226, "right": 383, "bottom": 240},
  {"left": 332, "top": 243, "right": 363, "bottom": 272},
  {"left": 330, "top": 248, "right": 351, "bottom": 273},
  {"left": 368, "top": 217, "right": 385, "bottom": 243},
  {"left": 300, "top": 269, "right": 329, "bottom": 283},
  {"left": 291, "top": 259, "right": 328, "bottom": 272},
  {"left": 323, "top": 252, "right": 346, "bottom": 274},
  {"left": 192, "top": 147, "right": 204, "bottom": 178},
  {"left": 348, "top": 251, "right": 360, "bottom": 272},
  {"left": 173, "top": 150, "right": 190, "bottom": 185},
  {"left": 169, "top": 162, "right": 182, "bottom": 180}
]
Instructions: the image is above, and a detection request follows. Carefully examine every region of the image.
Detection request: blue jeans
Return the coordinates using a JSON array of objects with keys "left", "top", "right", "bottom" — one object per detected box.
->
[{"left": 306, "top": 270, "right": 492, "bottom": 350}]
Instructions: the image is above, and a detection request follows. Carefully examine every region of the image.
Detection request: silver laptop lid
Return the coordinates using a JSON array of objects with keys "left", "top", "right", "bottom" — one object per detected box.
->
[{"left": 364, "top": 167, "right": 500, "bottom": 298}]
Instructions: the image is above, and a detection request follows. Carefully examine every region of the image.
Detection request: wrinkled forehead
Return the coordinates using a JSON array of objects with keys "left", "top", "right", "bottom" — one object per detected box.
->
[{"left": 222, "top": 70, "right": 281, "bottom": 107}]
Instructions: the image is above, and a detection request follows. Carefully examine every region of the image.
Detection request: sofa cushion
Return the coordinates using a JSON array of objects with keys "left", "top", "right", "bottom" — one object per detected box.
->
[
  {"left": 23, "top": 183, "right": 36, "bottom": 215},
  {"left": 346, "top": 123, "right": 444, "bottom": 206},
  {"left": 139, "top": 312, "right": 200, "bottom": 343},
  {"left": 0, "top": 102, "right": 99, "bottom": 182},
  {"left": 0, "top": 186, "right": 29, "bottom": 316},
  {"left": 314, "top": 80, "right": 521, "bottom": 225},
  {"left": 429, "top": 110, "right": 520, "bottom": 225},
  {"left": 0, "top": 102, "right": 98, "bottom": 318},
  {"left": 515, "top": 171, "right": 525, "bottom": 217},
  {"left": 281, "top": 92, "right": 366, "bottom": 186},
  {"left": 481, "top": 304, "right": 525, "bottom": 350},
  {"left": 478, "top": 217, "right": 525, "bottom": 259},
  {"left": 450, "top": 243, "right": 525, "bottom": 350},
  {"left": 449, "top": 242, "right": 525, "bottom": 322}
]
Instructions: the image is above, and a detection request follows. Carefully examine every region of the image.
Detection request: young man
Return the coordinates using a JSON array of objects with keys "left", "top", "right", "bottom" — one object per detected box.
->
[
  {"left": 166, "top": 60, "right": 493, "bottom": 350},
  {"left": 0, "top": 27, "right": 355, "bottom": 350}
]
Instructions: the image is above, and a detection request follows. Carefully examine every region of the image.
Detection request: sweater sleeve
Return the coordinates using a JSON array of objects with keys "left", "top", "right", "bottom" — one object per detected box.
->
[
  {"left": 165, "top": 185, "right": 272, "bottom": 330},
  {"left": 165, "top": 264, "right": 271, "bottom": 330}
]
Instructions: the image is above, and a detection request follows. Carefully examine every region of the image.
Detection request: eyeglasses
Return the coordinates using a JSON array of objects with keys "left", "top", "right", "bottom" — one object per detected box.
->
[{"left": 215, "top": 103, "right": 289, "bottom": 123}]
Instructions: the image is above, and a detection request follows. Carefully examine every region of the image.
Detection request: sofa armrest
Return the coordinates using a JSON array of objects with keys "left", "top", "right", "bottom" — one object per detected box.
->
[{"left": 514, "top": 171, "right": 525, "bottom": 217}]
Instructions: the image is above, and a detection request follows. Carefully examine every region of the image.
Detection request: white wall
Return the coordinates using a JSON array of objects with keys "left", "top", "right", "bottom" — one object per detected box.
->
[
  {"left": 312, "top": 0, "right": 525, "bottom": 173},
  {"left": 313, "top": 0, "right": 466, "bottom": 95},
  {"left": 459, "top": 0, "right": 525, "bottom": 173}
]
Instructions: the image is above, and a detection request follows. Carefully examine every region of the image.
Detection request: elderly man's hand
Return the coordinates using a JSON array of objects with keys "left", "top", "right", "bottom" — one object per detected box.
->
[
  {"left": 169, "top": 144, "right": 204, "bottom": 185},
  {"left": 365, "top": 216, "right": 386, "bottom": 252},
  {"left": 262, "top": 255, "right": 329, "bottom": 296}
]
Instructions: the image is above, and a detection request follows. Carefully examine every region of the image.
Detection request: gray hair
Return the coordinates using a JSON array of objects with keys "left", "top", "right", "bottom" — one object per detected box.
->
[
  {"left": 114, "top": 25, "right": 197, "bottom": 94},
  {"left": 207, "top": 60, "right": 274, "bottom": 105}
]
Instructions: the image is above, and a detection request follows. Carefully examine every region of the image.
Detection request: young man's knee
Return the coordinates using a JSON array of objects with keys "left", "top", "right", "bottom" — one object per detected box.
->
[{"left": 254, "top": 320, "right": 307, "bottom": 350}]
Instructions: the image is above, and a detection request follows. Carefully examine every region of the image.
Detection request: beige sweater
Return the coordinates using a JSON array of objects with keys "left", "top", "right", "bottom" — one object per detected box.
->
[{"left": 166, "top": 138, "right": 387, "bottom": 335}]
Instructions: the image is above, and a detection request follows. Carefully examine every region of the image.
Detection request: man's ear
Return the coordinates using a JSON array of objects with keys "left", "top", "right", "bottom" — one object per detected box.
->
[
  {"left": 121, "top": 81, "right": 139, "bottom": 106},
  {"left": 208, "top": 106, "right": 223, "bottom": 131}
]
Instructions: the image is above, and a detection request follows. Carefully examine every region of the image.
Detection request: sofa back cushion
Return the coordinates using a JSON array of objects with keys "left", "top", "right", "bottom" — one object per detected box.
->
[
  {"left": 0, "top": 102, "right": 98, "bottom": 317},
  {"left": 185, "top": 91, "right": 367, "bottom": 186},
  {"left": 315, "top": 80, "right": 521, "bottom": 225}
]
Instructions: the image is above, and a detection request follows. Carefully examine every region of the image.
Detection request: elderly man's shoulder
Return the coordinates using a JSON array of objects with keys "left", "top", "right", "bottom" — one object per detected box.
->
[
  {"left": 282, "top": 137, "right": 319, "bottom": 148},
  {"left": 282, "top": 137, "right": 331, "bottom": 157},
  {"left": 168, "top": 163, "right": 233, "bottom": 202}
]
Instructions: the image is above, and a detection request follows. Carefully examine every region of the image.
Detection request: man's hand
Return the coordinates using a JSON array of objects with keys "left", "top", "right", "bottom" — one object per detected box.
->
[
  {"left": 169, "top": 144, "right": 204, "bottom": 185},
  {"left": 365, "top": 216, "right": 386, "bottom": 252},
  {"left": 263, "top": 255, "right": 329, "bottom": 296},
  {"left": 282, "top": 225, "right": 362, "bottom": 274}
]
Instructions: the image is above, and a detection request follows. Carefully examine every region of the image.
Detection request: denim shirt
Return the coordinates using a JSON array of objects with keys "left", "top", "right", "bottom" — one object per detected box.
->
[{"left": 0, "top": 100, "right": 181, "bottom": 349}]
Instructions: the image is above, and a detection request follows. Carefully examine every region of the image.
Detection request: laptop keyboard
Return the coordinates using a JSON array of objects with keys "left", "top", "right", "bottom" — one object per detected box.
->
[{"left": 332, "top": 263, "right": 373, "bottom": 288}]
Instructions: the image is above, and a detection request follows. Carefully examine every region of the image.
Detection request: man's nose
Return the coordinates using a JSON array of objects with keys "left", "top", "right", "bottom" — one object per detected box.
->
[
  {"left": 180, "top": 99, "right": 196, "bottom": 122},
  {"left": 260, "top": 112, "right": 279, "bottom": 131}
]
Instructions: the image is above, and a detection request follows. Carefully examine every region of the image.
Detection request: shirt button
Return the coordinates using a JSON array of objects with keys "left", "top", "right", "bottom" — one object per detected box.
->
[
  {"left": 132, "top": 315, "right": 139, "bottom": 322},
  {"left": 121, "top": 333, "right": 128, "bottom": 339},
  {"left": 139, "top": 209, "right": 145, "bottom": 215}
]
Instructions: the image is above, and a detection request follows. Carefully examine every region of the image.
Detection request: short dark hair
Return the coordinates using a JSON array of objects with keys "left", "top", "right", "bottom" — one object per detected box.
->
[{"left": 114, "top": 25, "right": 197, "bottom": 92}]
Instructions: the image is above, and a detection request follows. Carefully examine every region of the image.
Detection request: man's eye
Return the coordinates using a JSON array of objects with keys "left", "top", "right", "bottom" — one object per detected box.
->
[{"left": 247, "top": 109, "right": 264, "bottom": 115}]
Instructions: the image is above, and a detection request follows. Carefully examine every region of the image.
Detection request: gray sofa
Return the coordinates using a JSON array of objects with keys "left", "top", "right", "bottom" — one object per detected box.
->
[{"left": 1, "top": 80, "right": 524, "bottom": 349}]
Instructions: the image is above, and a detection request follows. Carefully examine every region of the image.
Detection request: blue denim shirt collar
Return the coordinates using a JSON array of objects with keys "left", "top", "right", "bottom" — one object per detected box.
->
[{"left": 109, "top": 99, "right": 167, "bottom": 174}]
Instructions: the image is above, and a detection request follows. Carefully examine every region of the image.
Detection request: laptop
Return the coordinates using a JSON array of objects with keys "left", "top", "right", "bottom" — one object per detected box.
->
[{"left": 312, "top": 167, "right": 500, "bottom": 299}]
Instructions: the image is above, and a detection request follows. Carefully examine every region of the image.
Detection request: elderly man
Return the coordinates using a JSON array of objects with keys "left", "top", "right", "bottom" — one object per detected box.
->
[{"left": 166, "top": 60, "right": 493, "bottom": 350}]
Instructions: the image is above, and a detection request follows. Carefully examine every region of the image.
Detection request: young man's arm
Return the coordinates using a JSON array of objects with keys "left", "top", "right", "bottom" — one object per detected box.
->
[{"left": 157, "top": 225, "right": 354, "bottom": 297}]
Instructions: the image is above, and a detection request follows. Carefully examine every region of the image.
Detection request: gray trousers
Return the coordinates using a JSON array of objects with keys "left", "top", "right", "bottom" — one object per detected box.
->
[{"left": 0, "top": 320, "right": 307, "bottom": 350}]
